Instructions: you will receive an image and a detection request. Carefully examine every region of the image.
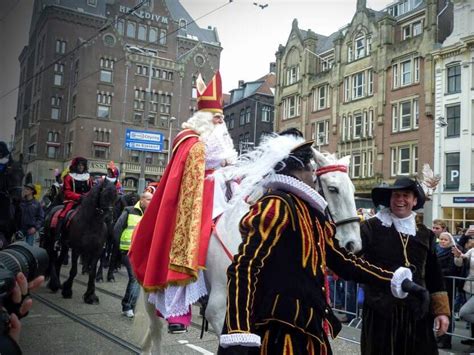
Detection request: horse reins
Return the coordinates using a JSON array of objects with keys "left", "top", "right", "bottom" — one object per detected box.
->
[
  {"left": 211, "top": 215, "right": 234, "bottom": 261},
  {"left": 315, "top": 164, "right": 360, "bottom": 227}
]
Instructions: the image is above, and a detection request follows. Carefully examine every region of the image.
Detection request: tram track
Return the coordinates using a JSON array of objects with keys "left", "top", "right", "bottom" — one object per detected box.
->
[
  {"left": 32, "top": 293, "right": 142, "bottom": 354},
  {"left": 59, "top": 273, "right": 215, "bottom": 334}
]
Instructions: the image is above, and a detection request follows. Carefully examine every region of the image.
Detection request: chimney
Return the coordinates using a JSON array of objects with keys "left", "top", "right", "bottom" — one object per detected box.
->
[
  {"left": 238, "top": 80, "right": 244, "bottom": 88},
  {"left": 269, "top": 62, "right": 276, "bottom": 73}
]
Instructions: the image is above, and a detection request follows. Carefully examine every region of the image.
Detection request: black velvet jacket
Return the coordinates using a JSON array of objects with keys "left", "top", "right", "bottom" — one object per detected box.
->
[
  {"left": 360, "top": 217, "right": 448, "bottom": 316},
  {"left": 222, "top": 191, "right": 395, "bottom": 345}
]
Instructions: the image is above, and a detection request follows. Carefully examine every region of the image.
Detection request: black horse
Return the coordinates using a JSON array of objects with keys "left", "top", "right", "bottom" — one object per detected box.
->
[
  {"left": 95, "top": 191, "right": 139, "bottom": 282},
  {"left": 45, "top": 179, "right": 117, "bottom": 304},
  {"left": 0, "top": 157, "right": 25, "bottom": 248}
]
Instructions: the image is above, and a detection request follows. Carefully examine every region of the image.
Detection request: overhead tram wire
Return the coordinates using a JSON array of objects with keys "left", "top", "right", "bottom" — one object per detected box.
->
[
  {"left": 0, "top": 0, "right": 233, "bottom": 104},
  {"left": 0, "top": 0, "right": 149, "bottom": 103}
]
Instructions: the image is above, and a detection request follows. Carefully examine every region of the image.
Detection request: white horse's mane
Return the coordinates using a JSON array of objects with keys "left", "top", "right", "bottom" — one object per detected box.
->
[{"left": 216, "top": 133, "right": 306, "bottom": 205}]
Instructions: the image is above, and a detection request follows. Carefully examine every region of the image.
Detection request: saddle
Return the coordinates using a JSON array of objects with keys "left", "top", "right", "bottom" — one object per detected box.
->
[{"left": 50, "top": 205, "right": 79, "bottom": 230}]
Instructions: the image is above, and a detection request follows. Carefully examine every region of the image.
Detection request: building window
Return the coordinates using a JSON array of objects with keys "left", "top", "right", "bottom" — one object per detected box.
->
[
  {"left": 47, "top": 146, "right": 59, "bottom": 159},
  {"left": 445, "top": 152, "right": 460, "bottom": 190},
  {"left": 54, "top": 63, "right": 64, "bottom": 86},
  {"left": 368, "top": 70, "right": 374, "bottom": 95},
  {"left": 87, "top": 0, "right": 97, "bottom": 6},
  {"left": 354, "top": 36, "right": 365, "bottom": 60},
  {"left": 393, "top": 57, "right": 420, "bottom": 88},
  {"left": 317, "top": 85, "right": 327, "bottom": 110},
  {"left": 368, "top": 109, "right": 374, "bottom": 137},
  {"left": 344, "top": 77, "right": 350, "bottom": 102},
  {"left": 97, "top": 93, "right": 112, "bottom": 119},
  {"left": 352, "top": 154, "right": 361, "bottom": 178},
  {"left": 126, "top": 21, "right": 136, "bottom": 38},
  {"left": 412, "top": 21, "right": 423, "bottom": 36},
  {"left": 93, "top": 146, "right": 109, "bottom": 159},
  {"left": 367, "top": 150, "right": 374, "bottom": 177},
  {"left": 129, "top": 151, "right": 139, "bottom": 163},
  {"left": 55, "top": 40, "right": 66, "bottom": 54},
  {"left": 353, "top": 114, "right": 363, "bottom": 138},
  {"left": 390, "top": 144, "right": 418, "bottom": 176},
  {"left": 352, "top": 72, "right": 365, "bottom": 99},
  {"left": 447, "top": 64, "right": 461, "bottom": 94},
  {"left": 116, "top": 19, "right": 124, "bottom": 35},
  {"left": 138, "top": 24, "right": 147, "bottom": 41},
  {"left": 145, "top": 152, "right": 153, "bottom": 165},
  {"left": 230, "top": 113, "right": 235, "bottom": 128},
  {"left": 261, "top": 105, "right": 271, "bottom": 122},
  {"left": 282, "top": 95, "right": 301, "bottom": 120},
  {"left": 446, "top": 104, "right": 461, "bottom": 137},
  {"left": 312, "top": 120, "right": 329, "bottom": 146},
  {"left": 347, "top": 45, "right": 352, "bottom": 62},
  {"left": 245, "top": 107, "right": 251, "bottom": 124},
  {"left": 286, "top": 66, "right": 299, "bottom": 85},
  {"left": 239, "top": 109, "right": 245, "bottom": 126},
  {"left": 159, "top": 29, "right": 167, "bottom": 45},
  {"left": 392, "top": 98, "right": 419, "bottom": 132},
  {"left": 51, "top": 96, "right": 61, "bottom": 120},
  {"left": 149, "top": 27, "right": 158, "bottom": 43},
  {"left": 160, "top": 94, "right": 171, "bottom": 115},
  {"left": 99, "top": 58, "right": 114, "bottom": 83}
]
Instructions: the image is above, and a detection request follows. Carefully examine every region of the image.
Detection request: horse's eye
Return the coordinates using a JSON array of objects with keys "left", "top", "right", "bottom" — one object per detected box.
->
[{"left": 328, "top": 186, "right": 339, "bottom": 193}]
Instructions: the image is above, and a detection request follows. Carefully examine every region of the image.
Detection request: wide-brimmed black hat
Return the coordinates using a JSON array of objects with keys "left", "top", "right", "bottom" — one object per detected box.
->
[
  {"left": 371, "top": 177, "right": 425, "bottom": 210},
  {"left": 24, "top": 183, "right": 37, "bottom": 195}
]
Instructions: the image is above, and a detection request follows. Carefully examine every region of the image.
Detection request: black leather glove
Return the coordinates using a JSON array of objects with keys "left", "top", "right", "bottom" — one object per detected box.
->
[
  {"left": 217, "top": 345, "right": 251, "bottom": 355},
  {"left": 401, "top": 279, "right": 430, "bottom": 320}
]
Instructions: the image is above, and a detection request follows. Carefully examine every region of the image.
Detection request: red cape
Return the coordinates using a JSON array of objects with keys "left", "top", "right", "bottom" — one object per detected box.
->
[{"left": 129, "top": 129, "right": 214, "bottom": 290}]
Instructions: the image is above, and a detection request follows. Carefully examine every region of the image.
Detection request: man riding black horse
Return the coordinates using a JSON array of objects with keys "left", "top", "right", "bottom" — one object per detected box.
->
[{"left": 54, "top": 157, "right": 93, "bottom": 243}]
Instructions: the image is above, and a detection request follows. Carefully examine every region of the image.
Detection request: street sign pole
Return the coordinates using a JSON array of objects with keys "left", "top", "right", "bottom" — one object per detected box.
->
[{"left": 138, "top": 59, "right": 153, "bottom": 193}]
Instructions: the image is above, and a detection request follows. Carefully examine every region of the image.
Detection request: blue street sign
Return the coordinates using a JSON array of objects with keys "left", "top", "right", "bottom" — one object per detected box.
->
[{"left": 125, "top": 128, "right": 164, "bottom": 152}]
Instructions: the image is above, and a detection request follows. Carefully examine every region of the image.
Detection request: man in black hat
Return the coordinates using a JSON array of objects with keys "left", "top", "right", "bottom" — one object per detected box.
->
[
  {"left": 359, "top": 177, "right": 450, "bottom": 354},
  {"left": 18, "top": 183, "right": 44, "bottom": 246},
  {"left": 218, "top": 133, "right": 429, "bottom": 355}
]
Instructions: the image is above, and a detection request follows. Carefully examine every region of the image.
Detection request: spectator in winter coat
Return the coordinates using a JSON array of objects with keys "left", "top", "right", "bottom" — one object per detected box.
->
[{"left": 18, "top": 184, "right": 44, "bottom": 246}]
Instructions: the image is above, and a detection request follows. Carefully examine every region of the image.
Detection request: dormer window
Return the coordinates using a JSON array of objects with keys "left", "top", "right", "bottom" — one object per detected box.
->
[
  {"left": 286, "top": 65, "right": 300, "bottom": 85},
  {"left": 355, "top": 36, "right": 365, "bottom": 60}
]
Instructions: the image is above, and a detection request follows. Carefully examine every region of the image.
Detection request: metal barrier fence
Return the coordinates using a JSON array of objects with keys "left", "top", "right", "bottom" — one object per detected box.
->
[{"left": 328, "top": 275, "right": 474, "bottom": 341}]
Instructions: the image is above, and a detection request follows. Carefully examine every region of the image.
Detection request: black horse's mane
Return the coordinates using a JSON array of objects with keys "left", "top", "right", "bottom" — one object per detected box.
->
[{"left": 80, "top": 180, "right": 117, "bottom": 218}]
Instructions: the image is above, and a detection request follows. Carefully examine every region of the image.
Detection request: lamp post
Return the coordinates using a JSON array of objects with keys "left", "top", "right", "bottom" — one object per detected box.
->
[
  {"left": 137, "top": 51, "right": 153, "bottom": 194},
  {"left": 167, "top": 116, "right": 176, "bottom": 163},
  {"left": 436, "top": 116, "right": 448, "bottom": 219}
]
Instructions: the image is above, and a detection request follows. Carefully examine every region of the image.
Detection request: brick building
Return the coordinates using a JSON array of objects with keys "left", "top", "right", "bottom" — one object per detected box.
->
[
  {"left": 13, "top": 0, "right": 221, "bottom": 192},
  {"left": 274, "top": 0, "right": 453, "bottom": 196},
  {"left": 224, "top": 71, "right": 275, "bottom": 154}
]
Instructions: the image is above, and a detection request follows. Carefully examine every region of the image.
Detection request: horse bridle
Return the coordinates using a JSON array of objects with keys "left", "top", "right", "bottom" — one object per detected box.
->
[{"left": 315, "top": 164, "right": 361, "bottom": 227}]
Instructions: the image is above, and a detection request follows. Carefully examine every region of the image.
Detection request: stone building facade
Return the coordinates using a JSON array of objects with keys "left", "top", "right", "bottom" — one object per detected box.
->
[
  {"left": 274, "top": 0, "right": 453, "bottom": 196},
  {"left": 432, "top": 0, "right": 474, "bottom": 231},
  {"left": 223, "top": 72, "right": 275, "bottom": 153},
  {"left": 14, "top": 0, "right": 221, "bottom": 192}
]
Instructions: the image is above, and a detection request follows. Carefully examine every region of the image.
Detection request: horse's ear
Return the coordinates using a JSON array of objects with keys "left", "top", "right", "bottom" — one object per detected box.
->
[
  {"left": 339, "top": 155, "right": 351, "bottom": 167},
  {"left": 311, "top": 147, "right": 329, "bottom": 166}
]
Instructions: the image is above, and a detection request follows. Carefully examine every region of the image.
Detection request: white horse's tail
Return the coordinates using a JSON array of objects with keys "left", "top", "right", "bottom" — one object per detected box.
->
[{"left": 132, "top": 288, "right": 164, "bottom": 354}]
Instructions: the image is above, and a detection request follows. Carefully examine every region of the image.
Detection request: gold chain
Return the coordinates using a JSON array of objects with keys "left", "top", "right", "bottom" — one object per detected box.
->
[{"left": 399, "top": 232, "right": 411, "bottom": 267}]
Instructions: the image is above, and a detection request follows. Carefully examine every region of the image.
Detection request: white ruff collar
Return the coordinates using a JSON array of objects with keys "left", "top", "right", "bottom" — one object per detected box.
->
[
  {"left": 0, "top": 157, "right": 9, "bottom": 165},
  {"left": 69, "top": 172, "right": 90, "bottom": 181},
  {"left": 106, "top": 176, "right": 117, "bottom": 183},
  {"left": 375, "top": 208, "right": 417, "bottom": 236},
  {"left": 264, "top": 174, "right": 328, "bottom": 213}
]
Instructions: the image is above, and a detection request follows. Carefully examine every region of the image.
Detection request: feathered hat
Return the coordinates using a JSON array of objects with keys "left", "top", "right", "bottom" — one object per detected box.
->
[
  {"left": 107, "top": 161, "right": 119, "bottom": 178},
  {"left": 217, "top": 130, "right": 324, "bottom": 208},
  {"left": 144, "top": 181, "right": 159, "bottom": 194},
  {"left": 196, "top": 71, "right": 223, "bottom": 114}
]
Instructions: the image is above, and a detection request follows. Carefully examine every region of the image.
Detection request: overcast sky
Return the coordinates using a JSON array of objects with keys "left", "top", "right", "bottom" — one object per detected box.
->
[{"left": 180, "top": 0, "right": 390, "bottom": 92}]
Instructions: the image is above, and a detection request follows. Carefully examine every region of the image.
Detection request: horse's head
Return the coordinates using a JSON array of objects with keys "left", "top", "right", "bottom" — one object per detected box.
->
[
  {"left": 81, "top": 179, "right": 117, "bottom": 218},
  {"left": 2, "top": 159, "right": 25, "bottom": 202},
  {"left": 312, "top": 148, "right": 362, "bottom": 253}
]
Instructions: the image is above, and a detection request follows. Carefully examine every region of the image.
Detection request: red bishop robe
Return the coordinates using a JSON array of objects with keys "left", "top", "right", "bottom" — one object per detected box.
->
[{"left": 129, "top": 129, "right": 214, "bottom": 291}]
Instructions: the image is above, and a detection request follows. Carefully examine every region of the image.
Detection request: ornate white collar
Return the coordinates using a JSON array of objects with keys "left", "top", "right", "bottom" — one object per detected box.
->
[
  {"left": 264, "top": 174, "right": 328, "bottom": 213},
  {"left": 106, "top": 176, "right": 117, "bottom": 183},
  {"left": 69, "top": 172, "right": 90, "bottom": 181},
  {"left": 0, "top": 157, "right": 9, "bottom": 165},
  {"left": 375, "top": 208, "right": 417, "bottom": 236}
]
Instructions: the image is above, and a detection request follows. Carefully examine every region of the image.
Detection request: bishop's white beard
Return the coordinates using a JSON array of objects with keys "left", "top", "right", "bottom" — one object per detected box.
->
[{"left": 203, "top": 123, "right": 238, "bottom": 170}]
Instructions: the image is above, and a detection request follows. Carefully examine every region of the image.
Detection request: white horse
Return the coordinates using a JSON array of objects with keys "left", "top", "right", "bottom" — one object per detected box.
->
[{"left": 136, "top": 149, "right": 361, "bottom": 354}]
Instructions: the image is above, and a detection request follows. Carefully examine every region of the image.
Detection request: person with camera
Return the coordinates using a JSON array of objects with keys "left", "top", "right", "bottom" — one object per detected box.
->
[{"left": 18, "top": 184, "right": 44, "bottom": 246}]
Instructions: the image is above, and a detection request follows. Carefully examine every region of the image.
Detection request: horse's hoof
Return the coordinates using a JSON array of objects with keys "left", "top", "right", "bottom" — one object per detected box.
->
[
  {"left": 62, "top": 288, "right": 73, "bottom": 299},
  {"left": 47, "top": 281, "right": 59, "bottom": 293},
  {"left": 83, "top": 294, "right": 99, "bottom": 304}
]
